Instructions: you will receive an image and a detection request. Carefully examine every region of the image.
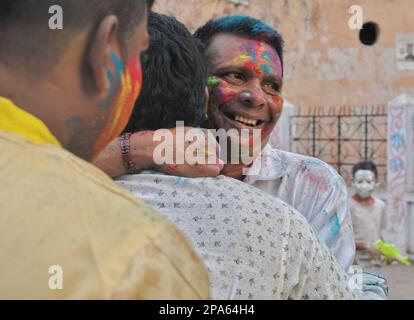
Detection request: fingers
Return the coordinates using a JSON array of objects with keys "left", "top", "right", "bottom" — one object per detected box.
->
[
  {"left": 195, "top": 164, "right": 222, "bottom": 178},
  {"left": 156, "top": 126, "right": 225, "bottom": 178}
]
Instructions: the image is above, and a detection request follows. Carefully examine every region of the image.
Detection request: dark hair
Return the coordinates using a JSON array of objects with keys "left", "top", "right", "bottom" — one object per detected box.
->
[
  {"left": 0, "top": 0, "right": 154, "bottom": 71},
  {"left": 352, "top": 161, "right": 378, "bottom": 179},
  {"left": 194, "top": 15, "right": 284, "bottom": 75},
  {"left": 123, "top": 12, "right": 208, "bottom": 132}
]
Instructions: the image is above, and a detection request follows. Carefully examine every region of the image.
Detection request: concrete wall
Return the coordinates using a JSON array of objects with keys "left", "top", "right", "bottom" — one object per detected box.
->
[{"left": 154, "top": 0, "right": 414, "bottom": 109}]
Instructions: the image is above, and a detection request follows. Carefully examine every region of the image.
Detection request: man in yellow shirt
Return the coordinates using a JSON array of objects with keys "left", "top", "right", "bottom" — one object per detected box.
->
[{"left": 0, "top": 0, "right": 210, "bottom": 299}]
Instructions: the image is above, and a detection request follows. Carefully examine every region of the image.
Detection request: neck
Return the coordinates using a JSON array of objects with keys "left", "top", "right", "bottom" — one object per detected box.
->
[
  {"left": 352, "top": 194, "right": 374, "bottom": 206},
  {"left": 0, "top": 67, "right": 67, "bottom": 142}
]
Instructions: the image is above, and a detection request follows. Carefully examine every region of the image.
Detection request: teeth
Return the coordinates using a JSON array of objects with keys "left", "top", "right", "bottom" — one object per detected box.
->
[{"left": 235, "top": 115, "right": 258, "bottom": 126}]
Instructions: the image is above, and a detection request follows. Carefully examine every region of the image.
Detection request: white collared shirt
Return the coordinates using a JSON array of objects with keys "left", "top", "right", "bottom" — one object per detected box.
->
[{"left": 245, "top": 145, "right": 356, "bottom": 271}]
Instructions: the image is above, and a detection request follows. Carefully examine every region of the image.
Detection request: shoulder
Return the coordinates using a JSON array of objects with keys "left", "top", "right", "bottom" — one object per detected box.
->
[
  {"left": 3, "top": 132, "right": 156, "bottom": 211},
  {"left": 0, "top": 128, "right": 180, "bottom": 237},
  {"left": 267, "top": 147, "right": 346, "bottom": 188},
  {"left": 1, "top": 132, "right": 209, "bottom": 298},
  {"left": 278, "top": 149, "right": 340, "bottom": 176}
]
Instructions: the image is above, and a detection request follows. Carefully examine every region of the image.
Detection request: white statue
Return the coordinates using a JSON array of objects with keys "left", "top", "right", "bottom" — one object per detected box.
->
[{"left": 349, "top": 161, "right": 386, "bottom": 266}]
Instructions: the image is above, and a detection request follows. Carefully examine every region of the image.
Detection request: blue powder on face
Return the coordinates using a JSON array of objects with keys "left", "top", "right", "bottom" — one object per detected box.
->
[
  {"left": 97, "top": 52, "right": 124, "bottom": 111},
  {"left": 261, "top": 51, "right": 273, "bottom": 61},
  {"left": 111, "top": 52, "right": 124, "bottom": 73},
  {"left": 259, "top": 64, "right": 272, "bottom": 75}
]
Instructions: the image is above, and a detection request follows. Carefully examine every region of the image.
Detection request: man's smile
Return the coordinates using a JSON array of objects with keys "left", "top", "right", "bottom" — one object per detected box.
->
[{"left": 220, "top": 105, "right": 269, "bottom": 130}]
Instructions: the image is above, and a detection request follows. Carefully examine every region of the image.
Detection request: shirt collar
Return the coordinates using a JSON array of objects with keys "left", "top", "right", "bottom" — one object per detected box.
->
[
  {"left": 0, "top": 96, "right": 61, "bottom": 147},
  {"left": 244, "top": 144, "right": 285, "bottom": 184}
]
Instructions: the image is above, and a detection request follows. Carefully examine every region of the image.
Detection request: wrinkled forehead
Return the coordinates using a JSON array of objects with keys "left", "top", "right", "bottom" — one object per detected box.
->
[
  {"left": 207, "top": 33, "right": 283, "bottom": 77},
  {"left": 354, "top": 170, "right": 376, "bottom": 181}
]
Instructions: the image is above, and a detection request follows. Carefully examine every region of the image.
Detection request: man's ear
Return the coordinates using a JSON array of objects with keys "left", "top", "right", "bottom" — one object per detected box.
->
[{"left": 87, "top": 15, "right": 121, "bottom": 98}]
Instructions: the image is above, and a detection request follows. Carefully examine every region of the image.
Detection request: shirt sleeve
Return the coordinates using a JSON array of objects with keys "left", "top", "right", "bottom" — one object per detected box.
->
[
  {"left": 302, "top": 167, "right": 356, "bottom": 272},
  {"left": 324, "top": 176, "right": 356, "bottom": 271}
]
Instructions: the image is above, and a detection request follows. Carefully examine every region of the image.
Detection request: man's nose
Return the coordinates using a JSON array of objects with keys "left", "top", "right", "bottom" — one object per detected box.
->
[{"left": 238, "top": 85, "right": 266, "bottom": 109}]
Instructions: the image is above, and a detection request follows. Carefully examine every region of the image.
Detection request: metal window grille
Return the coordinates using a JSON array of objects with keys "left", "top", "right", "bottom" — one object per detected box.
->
[{"left": 291, "top": 105, "right": 388, "bottom": 186}]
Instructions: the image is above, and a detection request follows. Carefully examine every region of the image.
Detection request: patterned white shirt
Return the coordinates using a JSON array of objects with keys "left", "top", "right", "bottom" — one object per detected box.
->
[
  {"left": 245, "top": 145, "right": 356, "bottom": 271},
  {"left": 116, "top": 173, "right": 358, "bottom": 300}
]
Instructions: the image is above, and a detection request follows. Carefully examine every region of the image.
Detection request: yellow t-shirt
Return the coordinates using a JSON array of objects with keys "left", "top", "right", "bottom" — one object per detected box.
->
[{"left": 0, "top": 97, "right": 210, "bottom": 299}]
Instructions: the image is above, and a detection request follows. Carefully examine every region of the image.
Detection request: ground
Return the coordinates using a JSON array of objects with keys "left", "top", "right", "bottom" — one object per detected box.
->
[{"left": 370, "top": 264, "right": 414, "bottom": 300}]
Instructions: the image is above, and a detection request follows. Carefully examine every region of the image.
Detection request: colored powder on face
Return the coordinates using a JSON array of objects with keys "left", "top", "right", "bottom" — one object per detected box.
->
[
  {"left": 238, "top": 54, "right": 251, "bottom": 63},
  {"left": 214, "top": 87, "right": 238, "bottom": 107},
  {"left": 235, "top": 41, "right": 279, "bottom": 77},
  {"left": 261, "top": 51, "right": 273, "bottom": 61},
  {"left": 111, "top": 51, "right": 124, "bottom": 72},
  {"left": 212, "top": 16, "right": 283, "bottom": 75},
  {"left": 208, "top": 76, "right": 220, "bottom": 88},
  {"left": 248, "top": 42, "right": 260, "bottom": 62},
  {"left": 259, "top": 64, "right": 272, "bottom": 75},
  {"left": 92, "top": 52, "right": 142, "bottom": 158},
  {"left": 209, "top": 78, "right": 237, "bottom": 108}
]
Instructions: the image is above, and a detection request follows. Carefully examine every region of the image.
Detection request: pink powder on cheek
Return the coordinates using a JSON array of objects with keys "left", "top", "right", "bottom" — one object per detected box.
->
[
  {"left": 271, "top": 95, "right": 284, "bottom": 114},
  {"left": 211, "top": 81, "right": 239, "bottom": 107},
  {"left": 255, "top": 95, "right": 283, "bottom": 145}
]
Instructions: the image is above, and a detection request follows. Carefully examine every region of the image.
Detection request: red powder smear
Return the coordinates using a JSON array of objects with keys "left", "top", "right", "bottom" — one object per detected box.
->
[
  {"left": 272, "top": 95, "right": 284, "bottom": 114},
  {"left": 165, "top": 164, "right": 178, "bottom": 171},
  {"left": 92, "top": 54, "right": 142, "bottom": 158},
  {"left": 213, "top": 80, "right": 238, "bottom": 106},
  {"left": 306, "top": 171, "right": 329, "bottom": 192},
  {"left": 221, "top": 91, "right": 238, "bottom": 105}
]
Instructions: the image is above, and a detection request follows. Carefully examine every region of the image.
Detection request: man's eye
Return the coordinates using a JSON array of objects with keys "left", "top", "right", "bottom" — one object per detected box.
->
[
  {"left": 222, "top": 72, "right": 245, "bottom": 85},
  {"left": 263, "top": 82, "right": 280, "bottom": 95}
]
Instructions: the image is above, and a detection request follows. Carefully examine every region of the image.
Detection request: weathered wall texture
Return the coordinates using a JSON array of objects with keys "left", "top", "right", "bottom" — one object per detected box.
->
[{"left": 153, "top": 0, "right": 414, "bottom": 109}]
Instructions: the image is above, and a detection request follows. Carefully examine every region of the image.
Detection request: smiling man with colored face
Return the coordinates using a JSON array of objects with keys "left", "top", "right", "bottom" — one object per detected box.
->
[
  {"left": 0, "top": 0, "right": 210, "bottom": 299},
  {"left": 204, "top": 34, "right": 284, "bottom": 177},
  {"left": 206, "top": 35, "right": 283, "bottom": 135},
  {"left": 194, "top": 16, "right": 356, "bottom": 271}
]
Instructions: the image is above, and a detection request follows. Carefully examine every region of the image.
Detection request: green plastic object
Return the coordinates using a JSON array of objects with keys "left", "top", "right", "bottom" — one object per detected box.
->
[{"left": 374, "top": 239, "right": 411, "bottom": 266}]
